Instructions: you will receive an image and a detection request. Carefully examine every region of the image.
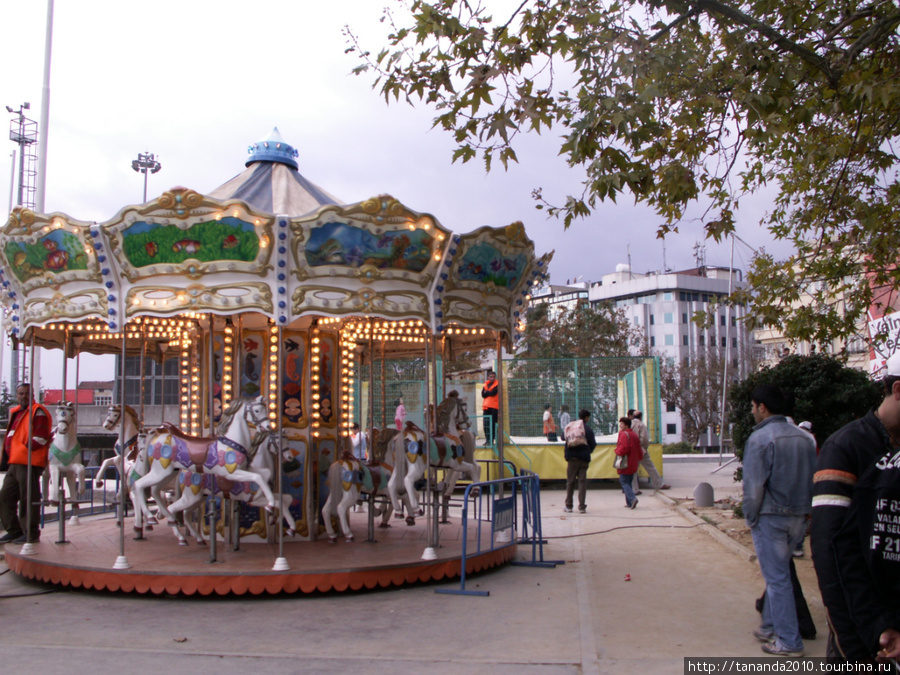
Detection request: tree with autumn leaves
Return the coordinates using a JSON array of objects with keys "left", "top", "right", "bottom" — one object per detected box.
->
[{"left": 347, "top": 0, "right": 900, "bottom": 348}]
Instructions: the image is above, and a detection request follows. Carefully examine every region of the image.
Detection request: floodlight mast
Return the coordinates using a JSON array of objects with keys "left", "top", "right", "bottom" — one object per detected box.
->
[{"left": 132, "top": 152, "right": 162, "bottom": 203}]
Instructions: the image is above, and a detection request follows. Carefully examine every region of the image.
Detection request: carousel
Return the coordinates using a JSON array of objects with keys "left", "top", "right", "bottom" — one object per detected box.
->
[{"left": 0, "top": 129, "right": 552, "bottom": 595}]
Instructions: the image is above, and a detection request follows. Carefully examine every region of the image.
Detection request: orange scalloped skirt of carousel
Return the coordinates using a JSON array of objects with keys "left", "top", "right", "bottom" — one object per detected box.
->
[{"left": 3, "top": 513, "right": 514, "bottom": 596}]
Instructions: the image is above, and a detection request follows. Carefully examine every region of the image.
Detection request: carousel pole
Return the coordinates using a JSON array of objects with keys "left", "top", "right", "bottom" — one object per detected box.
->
[
  {"left": 139, "top": 322, "right": 147, "bottom": 426},
  {"left": 422, "top": 332, "right": 437, "bottom": 560},
  {"left": 131, "top": 323, "right": 148, "bottom": 543},
  {"left": 272, "top": 323, "right": 289, "bottom": 571},
  {"left": 113, "top": 325, "right": 131, "bottom": 569},
  {"left": 207, "top": 315, "right": 217, "bottom": 564},
  {"left": 496, "top": 333, "right": 505, "bottom": 490},
  {"left": 367, "top": 333, "right": 374, "bottom": 452},
  {"left": 380, "top": 339, "right": 386, "bottom": 429},
  {"left": 231, "top": 316, "right": 242, "bottom": 550},
  {"left": 55, "top": 328, "right": 70, "bottom": 544},
  {"left": 19, "top": 333, "right": 38, "bottom": 556}
]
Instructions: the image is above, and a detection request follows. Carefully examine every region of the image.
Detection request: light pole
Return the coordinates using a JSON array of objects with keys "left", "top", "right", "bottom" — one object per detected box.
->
[{"left": 132, "top": 152, "right": 161, "bottom": 202}]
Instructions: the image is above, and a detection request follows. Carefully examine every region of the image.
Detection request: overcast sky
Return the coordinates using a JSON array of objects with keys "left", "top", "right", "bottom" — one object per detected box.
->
[{"left": 1, "top": 1, "right": 786, "bottom": 389}]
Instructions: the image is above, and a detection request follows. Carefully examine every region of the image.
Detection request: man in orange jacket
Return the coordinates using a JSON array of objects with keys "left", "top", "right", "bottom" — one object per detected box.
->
[
  {"left": 0, "top": 383, "right": 51, "bottom": 544},
  {"left": 481, "top": 370, "right": 499, "bottom": 445}
]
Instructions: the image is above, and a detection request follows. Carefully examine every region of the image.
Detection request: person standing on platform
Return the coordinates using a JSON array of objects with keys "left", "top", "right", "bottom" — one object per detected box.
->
[
  {"left": 394, "top": 396, "right": 406, "bottom": 431},
  {"left": 350, "top": 422, "right": 367, "bottom": 462},
  {"left": 559, "top": 405, "right": 571, "bottom": 435},
  {"left": 481, "top": 370, "right": 499, "bottom": 445},
  {"left": 543, "top": 404, "right": 558, "bottom": 441},
  {"left": 743, "top": 384, "right": 816, "bottom": 657},
  {"left": 0, "top": 383, "right": 52, "bottom": 544}
]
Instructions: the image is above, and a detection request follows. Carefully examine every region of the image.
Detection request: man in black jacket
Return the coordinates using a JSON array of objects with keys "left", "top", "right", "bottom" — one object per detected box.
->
[{"left": 811, "top": 353, "right": 900, "bottom": 663}]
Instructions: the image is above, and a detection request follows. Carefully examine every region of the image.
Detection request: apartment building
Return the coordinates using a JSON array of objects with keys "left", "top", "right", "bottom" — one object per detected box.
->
[{"left": 588, "top": 264, "right": 756, "bottom": 444}]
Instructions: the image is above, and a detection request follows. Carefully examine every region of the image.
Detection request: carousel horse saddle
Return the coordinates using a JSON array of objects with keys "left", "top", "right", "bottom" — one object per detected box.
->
[
  {"left": 431, "top": 435, "right": 463, "bottom": 460},
  {"left": 161, "top": 422, "right": 221, "bottom": 464}
]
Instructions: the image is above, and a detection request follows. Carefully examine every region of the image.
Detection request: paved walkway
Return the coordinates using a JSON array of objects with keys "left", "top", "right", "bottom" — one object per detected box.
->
[{"left": 0, "top": 460, "right": 827, "bottom": 674}]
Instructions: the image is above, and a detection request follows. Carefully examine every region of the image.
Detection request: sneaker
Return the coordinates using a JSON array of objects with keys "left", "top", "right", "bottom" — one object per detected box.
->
[
  {"left": 657, "top": 484, "right": 671, "bottom": 490},
  {"left": 792, "top": 548, "right": 804, "bottom": 558},
  {"left": 0, "top": 532, "right": 20, "bottom": 543},
  {"left": 753, "top": 628, "right": 775, "bottom": 643},
  {"left": 629, "top": 499, "right": 639, "bottom": 510},
  {"left": 578, "top": 506, "right": 586, "bottom": 514},
  {"left": 761, "top": 641, "right": 803, "bottom": 657},
  {"left": 634, "top": 490, "right": 643, "bottom": 495},
  {"left": 14, "top": 534, "right": 38, "bottom": 544},
  {"left": 563, "top": 507, "right": 573, "bottom": 513}
]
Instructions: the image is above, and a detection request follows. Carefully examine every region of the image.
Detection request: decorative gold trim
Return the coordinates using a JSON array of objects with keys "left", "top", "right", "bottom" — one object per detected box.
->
[{"left": 125, "top": 282, "right": 273, "bottom": 318}]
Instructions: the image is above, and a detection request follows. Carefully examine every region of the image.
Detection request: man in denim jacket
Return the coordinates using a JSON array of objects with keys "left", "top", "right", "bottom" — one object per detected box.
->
[{"left": 743, "top": 384, "right": 817, "bottom": 656}]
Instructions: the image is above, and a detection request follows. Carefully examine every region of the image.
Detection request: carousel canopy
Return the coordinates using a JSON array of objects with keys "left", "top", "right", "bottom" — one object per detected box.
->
[
  {"left": 0, "top": 130, "right": 552, "bottom": 354},
  {"left": 208, "top": 128, "right": 342, "bottom": 216}
]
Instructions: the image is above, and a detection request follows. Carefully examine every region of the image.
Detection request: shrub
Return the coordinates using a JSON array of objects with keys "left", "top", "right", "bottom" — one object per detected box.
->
[
  {"left": 662, "top": 441, "right": 697, "bottom": 454},
  {"left": 728, "top": 354, "right": 881, "bottom": 465}
]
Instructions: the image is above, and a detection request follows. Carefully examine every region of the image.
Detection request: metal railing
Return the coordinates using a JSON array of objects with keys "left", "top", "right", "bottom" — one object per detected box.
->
[{"left": 436, "top": 470, "right": 563, "bottom": 596}]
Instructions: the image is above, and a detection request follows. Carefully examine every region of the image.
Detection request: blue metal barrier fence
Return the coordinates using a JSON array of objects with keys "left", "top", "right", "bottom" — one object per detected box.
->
[{"left": 436, "top": 470, "right": 563, "bottom": 596}]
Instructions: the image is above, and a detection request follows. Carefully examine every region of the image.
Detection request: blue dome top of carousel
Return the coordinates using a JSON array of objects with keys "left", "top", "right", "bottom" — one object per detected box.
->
[{"left": 246, "top": 127, "right": 299, "bottom": 169}]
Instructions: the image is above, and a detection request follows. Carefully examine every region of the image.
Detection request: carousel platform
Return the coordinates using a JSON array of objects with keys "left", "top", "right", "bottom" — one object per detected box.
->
[{"left": 2, "top": 512, "right": 515, "bottom": 596}]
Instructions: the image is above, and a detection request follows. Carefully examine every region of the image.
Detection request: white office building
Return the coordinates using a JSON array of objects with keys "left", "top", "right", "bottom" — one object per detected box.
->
[{"left": 589, "top": 264, "right": 756, "bottom": 445}]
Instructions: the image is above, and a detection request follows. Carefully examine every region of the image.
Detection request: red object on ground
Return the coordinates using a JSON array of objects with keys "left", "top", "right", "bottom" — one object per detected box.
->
[{"left": 624, "top": 574, "right": 631, "bottom": 581}]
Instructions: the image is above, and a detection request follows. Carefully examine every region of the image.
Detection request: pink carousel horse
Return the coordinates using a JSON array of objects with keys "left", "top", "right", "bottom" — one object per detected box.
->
[
  {"left": 163, "top": 432, "right": 295, "bottom": 545},
  {"left": 130, "top": 396, "right": 277, "bottom": 524}
]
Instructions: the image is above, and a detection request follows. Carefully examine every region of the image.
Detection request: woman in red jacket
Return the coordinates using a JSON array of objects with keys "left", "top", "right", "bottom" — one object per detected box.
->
[{"left": 615, "top": 417, "right": 643, "bottom": 509}]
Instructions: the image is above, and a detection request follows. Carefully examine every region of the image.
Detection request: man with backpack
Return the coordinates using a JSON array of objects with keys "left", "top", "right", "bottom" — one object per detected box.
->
[{"left": 563, "top": 409, "right": 597, "bottom": 514}]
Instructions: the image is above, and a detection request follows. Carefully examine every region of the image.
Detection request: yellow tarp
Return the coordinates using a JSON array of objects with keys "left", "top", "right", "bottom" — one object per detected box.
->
[{"left": 476, "top": 444, "right": 664, "bottom": 480}]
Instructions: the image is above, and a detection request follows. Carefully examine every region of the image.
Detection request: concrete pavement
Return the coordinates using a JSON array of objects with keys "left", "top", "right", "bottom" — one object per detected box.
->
[{"left": 0, "top": 458, "right": 827, "bottom": 674}]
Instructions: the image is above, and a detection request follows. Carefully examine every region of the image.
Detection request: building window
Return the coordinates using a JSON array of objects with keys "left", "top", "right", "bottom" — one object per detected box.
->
[
  {"left": 682, "top": 312, "right": 688, "bottom": 324},
  {"left": 682, "top": 334, "right": 689, "bottom": 346},
  {"left": 720, "top": 314, "right": 726, "bottom": 326},
  {"left": 665, "top": 334, "right": 674, "bottom": 346},
  {"left": 649, "top": 315, "right": 655, "bottom": 325},
  {"left": 666, "top": 423, "right": 677, "bottom": 435},
  {"left": 732, "top": 316, "right": 737, "bottom": 326},
  {"left": 124, "top": 356, "right": 180, "bottom": 406},
  {"left": 664, "top": 312, "right": 674, "bottom": 324},
  {"left": 721, "top": 337, "right": 727, "bottom": 347},
  {"left": 664, "top": 292, "right": 673, "bottom": 301},
  {"left": 732, "top": 337, "right": 738, "bottom": 348},
  {"left": 699, "top": 335, "right": 706, "bottom": 346},
  {"left": 650, "top": 336, "right": 656, "bottom": 347},
  {"left": 666, "top": 401, "right": 677, "bottom": 412},
  {"left": 95, "top": 395, "right": 112, "bottom": 407}
]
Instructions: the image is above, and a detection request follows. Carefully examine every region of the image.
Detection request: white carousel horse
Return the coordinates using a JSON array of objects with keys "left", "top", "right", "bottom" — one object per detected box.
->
[
  {"left": 432, "top": 392, "right": 480, "bottom": 521},
  {"left": 131, "top": 396, "right": 278, "bottom": 525},
  {"left": 94, "top": 404, "right": 142, "bottom": 491},
  {"left": 165, "top": 469, "right": 297, "bottom": 546},
  {"left": 93, "top": 404, "right": 166, "bottom": 534},
  {"left": 45, "top": 401, "right": 86, "bottom": 525},
  {"left": 321, "top": 449, "right": 417, "bottom": 543},
  {"left": 389, "top": 403, "right": 480, "bottom": 519}
]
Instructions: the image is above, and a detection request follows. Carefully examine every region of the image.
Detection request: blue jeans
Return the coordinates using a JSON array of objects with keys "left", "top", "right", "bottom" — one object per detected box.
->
[
  {"left": 619, "top": 474, "right": 636, "bottom": 507},
  {"left": 751, "top": 515, "right": 807, "bottom": 651}
]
